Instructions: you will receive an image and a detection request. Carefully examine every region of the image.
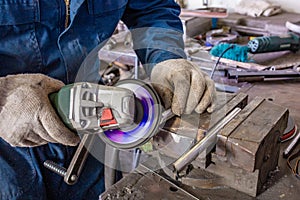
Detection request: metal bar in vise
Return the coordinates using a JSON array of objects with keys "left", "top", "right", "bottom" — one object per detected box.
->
[{"left": 172, "top": 107, "right": 241, "bottom": 174}]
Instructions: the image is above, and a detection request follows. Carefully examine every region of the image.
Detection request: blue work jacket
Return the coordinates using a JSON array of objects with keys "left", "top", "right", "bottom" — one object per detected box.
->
[
  {"left": 0, "top": 0, "right": 185, "bottom": 199},
  {"left": 0, "top": 0, "right": 186, "bottom": 83}
]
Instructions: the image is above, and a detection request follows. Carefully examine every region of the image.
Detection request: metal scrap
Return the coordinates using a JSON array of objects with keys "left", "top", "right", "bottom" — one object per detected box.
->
[{"left": 227, "top": 68, "right": 300, "bottom": 82}]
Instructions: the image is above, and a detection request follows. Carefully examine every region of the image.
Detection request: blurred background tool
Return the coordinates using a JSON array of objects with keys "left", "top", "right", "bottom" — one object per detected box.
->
[
  {"left": 210, "top": 33, "right": 300, "bottom": 62},
  {"left": 248, "top": 33, "right": 300, "bottom": 53}
]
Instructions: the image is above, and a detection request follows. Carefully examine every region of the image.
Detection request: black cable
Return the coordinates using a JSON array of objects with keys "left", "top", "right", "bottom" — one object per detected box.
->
[
  {"left": 210, "top": 45, "right": 234, "bottom": 79},
  {"left": 287, "top": 148, "right": 300, "bottom": 180}
]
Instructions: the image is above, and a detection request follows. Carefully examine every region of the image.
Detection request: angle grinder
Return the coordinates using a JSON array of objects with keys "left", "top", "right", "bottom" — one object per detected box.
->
[
  {"left": 49, "top": 79, "right": 164, "bottom": 149},
  {"left": 248, "top": 32, "right": 300, "bottom": 53}
]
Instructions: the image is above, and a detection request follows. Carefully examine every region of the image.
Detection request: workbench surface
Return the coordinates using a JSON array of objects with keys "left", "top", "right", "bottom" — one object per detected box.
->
[{"left": 100, "top": 80, "right": 300, "bottom": 200}]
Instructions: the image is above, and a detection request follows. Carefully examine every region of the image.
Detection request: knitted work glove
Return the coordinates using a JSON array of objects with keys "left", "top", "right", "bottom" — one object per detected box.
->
[
  {"left": 0, "top": 74, "right": 80, "bottom": 147},
  {"left": 151, "top": 59, "right": 216, "bottom": 116}
]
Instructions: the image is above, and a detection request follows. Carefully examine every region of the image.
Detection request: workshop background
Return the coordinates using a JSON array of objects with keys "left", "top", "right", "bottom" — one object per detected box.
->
[{"left": 188, "top": 0, "right": 300, "bottom": 14}]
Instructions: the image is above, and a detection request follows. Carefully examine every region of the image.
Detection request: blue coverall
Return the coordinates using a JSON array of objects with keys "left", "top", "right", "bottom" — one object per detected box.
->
[{"left": 0, "top": 0, "right": 185, "bottom": 199}]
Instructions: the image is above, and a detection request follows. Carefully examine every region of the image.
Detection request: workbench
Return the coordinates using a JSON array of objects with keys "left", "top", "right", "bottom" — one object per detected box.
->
[{"left": 100, "top": 79, "right": 300, "bottom": 200}]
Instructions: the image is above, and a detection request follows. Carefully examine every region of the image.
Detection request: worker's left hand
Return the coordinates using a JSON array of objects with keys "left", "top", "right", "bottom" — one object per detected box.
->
[
  {"left": 151, "top": 59, "right": 217, "bottom": 116},
  {"left": 0, "top": 74, "right": 80, "bottom": 147}
]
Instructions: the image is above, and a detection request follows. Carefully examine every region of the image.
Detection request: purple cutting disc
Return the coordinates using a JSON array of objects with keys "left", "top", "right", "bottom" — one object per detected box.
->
[{"left": 101, "top": 79, "right": 161, "bottom": 149}]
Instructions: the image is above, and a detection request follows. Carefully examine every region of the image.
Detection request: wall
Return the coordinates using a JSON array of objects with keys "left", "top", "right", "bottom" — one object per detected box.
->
[{"left": 187, "top": 0, "right": 300, "bottom": 14}]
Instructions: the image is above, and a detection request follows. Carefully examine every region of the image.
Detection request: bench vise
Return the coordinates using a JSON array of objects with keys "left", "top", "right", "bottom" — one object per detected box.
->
[{"left": 156, "top": 93, "right": 288, "bottom": 197}]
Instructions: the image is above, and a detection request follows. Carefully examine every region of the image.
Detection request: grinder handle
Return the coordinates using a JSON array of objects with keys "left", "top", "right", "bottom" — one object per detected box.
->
[{"left": 49, "top": 84, "right": 75, "bottom": 131}]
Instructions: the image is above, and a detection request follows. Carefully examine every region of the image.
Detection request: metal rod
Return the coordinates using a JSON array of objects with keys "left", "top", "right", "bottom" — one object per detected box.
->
[
  {"left": 43, "top": 160, "right": 67, "bottom": 177},
  {"left": 160, "top": 109, "right": 175, "bottom": 125},
  {"left": 132, "top": 148, "right": 142, "bottom": 169},
  {"left": 138, "top": 164, "right": 200, "bottom": 200},
  {"left": 134, "top": 58, "right": 139, "bottom": 79},
  {"left": 104, "top": 145, "right": 120, "bottom": 189},
  {"left": 283, "top": 126, "right": 300, "bottom": 158},
  {"left": 215, "top": 82, "right": 240, "bottom": 93},
  {"left": 172, "top": 107, "right": 241, "bottom": 173}
]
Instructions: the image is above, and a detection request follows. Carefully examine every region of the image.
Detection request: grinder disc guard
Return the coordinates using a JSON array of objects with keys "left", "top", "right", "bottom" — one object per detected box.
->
[{"left": 98, "top": 79, "right": 162, "bottom": 149}]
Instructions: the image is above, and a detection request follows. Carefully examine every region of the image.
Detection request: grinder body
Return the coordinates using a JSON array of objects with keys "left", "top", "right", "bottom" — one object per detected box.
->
[
  {"left": 50, "top": 79, "right": 162, "bottom": 149},
  {"left": 248, "top": 33, "right": 300, "bottom": 53},
  {"left": 50, "top": 82, "right": 136, "bottom": 132}
]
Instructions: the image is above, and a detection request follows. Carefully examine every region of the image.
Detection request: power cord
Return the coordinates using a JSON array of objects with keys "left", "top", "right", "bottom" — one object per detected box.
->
[{"left": 210, "top": 44, "right": 234, "bottom": 79}]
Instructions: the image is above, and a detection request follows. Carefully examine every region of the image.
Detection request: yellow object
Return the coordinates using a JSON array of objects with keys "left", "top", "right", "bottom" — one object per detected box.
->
[{"left": 64, "top": 0, "right": 70, "bottom": 28}]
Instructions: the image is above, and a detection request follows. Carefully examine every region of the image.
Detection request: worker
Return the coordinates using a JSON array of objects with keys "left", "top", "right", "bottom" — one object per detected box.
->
[{"left": 0, "top": 0, "right": 216, "bottom": 199}]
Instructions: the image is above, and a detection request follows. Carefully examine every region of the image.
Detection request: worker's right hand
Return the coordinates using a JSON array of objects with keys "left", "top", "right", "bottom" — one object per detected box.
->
[{"left": 0, "top": 74, "right": 80, "bottom": 147}]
